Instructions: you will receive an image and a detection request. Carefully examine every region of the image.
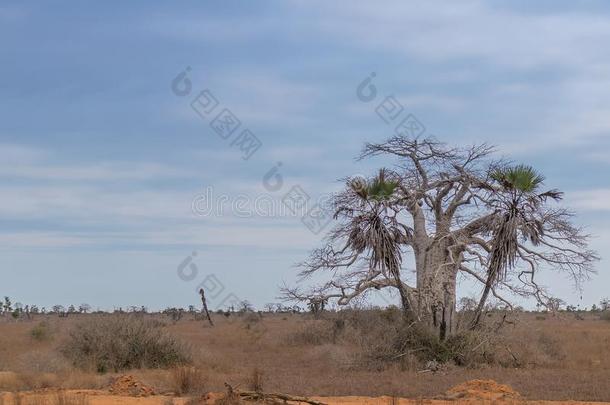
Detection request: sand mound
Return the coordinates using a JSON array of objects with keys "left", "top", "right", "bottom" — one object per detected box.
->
[
  {"left": 445, "top": 379, "right": 520, "bottom": 400},
  {"left": 108, "top": 375, "right": 155, "bottom": 397}
]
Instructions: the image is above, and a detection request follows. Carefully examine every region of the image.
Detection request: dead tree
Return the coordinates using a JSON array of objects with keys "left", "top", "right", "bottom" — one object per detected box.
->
[
  {"left": 282, "top": 136, "right": 598, "bottom": 340},
  {"left": 199, "top": 288, "right": 214, "bottom": 326}
]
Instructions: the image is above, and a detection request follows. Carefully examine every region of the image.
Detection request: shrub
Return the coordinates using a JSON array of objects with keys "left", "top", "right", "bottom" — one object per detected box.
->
[
  {"left": 17, "top": 350, "right": 70, "bottom": 373},
  {"left": 242, "top": 312, "right": 261, "bottom": 325},
  {"left": 30, "top": 322, "right": 53, "bottom": 342},
  {"left": 336, "top": 308, "right": 499, "bottom": 369},
  {"left": 285, "top": 320, "right": 337, "bottom": 346},
  {"left": 537, "top": 333, "right": 566, "bottom": 362},
  {"left": 171, "top": 366, "right": 206, "bottom": 396},
  {"left": 61, "top": 316, "right": 191, "bottom": 373},
  {"left": 358, "top": 320, "right": 490, "bottom": 366},
  {"left": 247, "top": 368, "right": 264, "bottom": 392},
  {"left": 600, "top": 311, "right": 610, "bottom": 322}
]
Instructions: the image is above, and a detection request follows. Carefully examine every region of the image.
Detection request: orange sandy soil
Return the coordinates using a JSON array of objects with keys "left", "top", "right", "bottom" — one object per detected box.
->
[
  {"left": 1, "top": 391, "right": 608, "bottom": 405},
  {"left": 1, "top": 379, "right": 608, "bottom": 405}
]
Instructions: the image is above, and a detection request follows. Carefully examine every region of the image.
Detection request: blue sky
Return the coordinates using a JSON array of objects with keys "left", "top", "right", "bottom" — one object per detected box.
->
[{"left": 1, "top": 1, "right": 609, "bottom": 311}]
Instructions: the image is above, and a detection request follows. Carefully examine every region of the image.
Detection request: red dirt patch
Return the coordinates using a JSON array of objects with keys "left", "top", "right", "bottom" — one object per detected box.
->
[
  {"left": 445, "top": 379, "right": 521, "bottom": 400},
  {"left": 108, "top": 375, "right": 155, "bottom": 397}
]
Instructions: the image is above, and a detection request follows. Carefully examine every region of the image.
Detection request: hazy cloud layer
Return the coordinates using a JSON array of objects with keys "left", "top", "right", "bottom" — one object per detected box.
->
[{"left": 1, "top": 0, "right": 609, "bottom": 309}]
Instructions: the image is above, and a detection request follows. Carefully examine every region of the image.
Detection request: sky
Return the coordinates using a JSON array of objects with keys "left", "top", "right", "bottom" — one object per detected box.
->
[{"left": 1, "top": 0, "right": 609, "bottom": 311}]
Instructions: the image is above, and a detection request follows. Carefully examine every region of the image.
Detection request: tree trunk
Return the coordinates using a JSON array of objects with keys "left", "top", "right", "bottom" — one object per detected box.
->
[
  {"left": 396, "top": 281, "right": 415, "bottom": 321},
  {"left": 414, "top": 241, "right": 458, "bottom": 340},
  {"left": 199, "top": 288, "right": 214, "bottom": 326},
  {"left": 471, "top": 277, "right": 492, "bottom": 329}
]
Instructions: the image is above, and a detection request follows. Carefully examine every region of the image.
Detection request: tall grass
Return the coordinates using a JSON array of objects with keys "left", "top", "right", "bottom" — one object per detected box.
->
[{"left": 170, "top": 366, "right": 206, "bottom": 396}]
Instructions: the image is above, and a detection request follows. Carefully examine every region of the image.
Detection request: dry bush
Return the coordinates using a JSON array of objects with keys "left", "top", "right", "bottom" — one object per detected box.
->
[
  {"left": 600, "top": 311, "right": 610, "bottom": 321},
  {"left": 284, "top": 316, "right": 346, "bottom": 346},
  {"left": 330, "top": 308, "right": 503, "bottom": 369},
  {"left": 241, "top": 312, "right": 261, "bottom": 326},
  {"left": 17, "top": 372, "right": 59, "bottom": 391},
  {"left": 247, "top": 368, "right": 264, "bottom": 392},
  {"left": 30, "top": 322, "right": 53, "bottom": 343},
  {"left": 17, "top": 351, "right": 71, "bottom": 374},
  {"left": 0, "top": 372, "right": 58, "bottom": 392},
  {"left": 359, "top": 321, "right": 494, "bottom": 368},
  {"left": 284, "top": 320, "right": 335, "bottom": 346},
  {"left": 61, "top": 315, "right": 191, "bottom": 373},
  {"left": 536, "top": 333, "right": 566, "bottom": 362},
  {"left": 170, "top": 366, "right": 206, "bottom": 396}
]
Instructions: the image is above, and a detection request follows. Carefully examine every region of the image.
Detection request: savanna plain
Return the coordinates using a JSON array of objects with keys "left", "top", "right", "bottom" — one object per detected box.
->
[{"left": 0, "top": 308, "right": 609, "bottom": 404}]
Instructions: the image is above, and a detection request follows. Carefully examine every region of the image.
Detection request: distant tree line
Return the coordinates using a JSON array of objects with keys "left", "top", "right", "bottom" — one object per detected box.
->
[{"left": 1, "top": 294, "right": 608, "bottom": 322}]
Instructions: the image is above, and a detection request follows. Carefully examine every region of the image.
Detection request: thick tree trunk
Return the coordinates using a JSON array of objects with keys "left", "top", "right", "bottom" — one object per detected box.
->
[{"left": 414, "top": 241, "right": 459, "bottom": 340}]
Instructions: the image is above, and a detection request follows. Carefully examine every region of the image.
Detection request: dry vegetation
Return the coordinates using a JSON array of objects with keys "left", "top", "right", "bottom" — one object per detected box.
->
[{"left": 0, "top": 310, "right": 609, "bottom": 401}]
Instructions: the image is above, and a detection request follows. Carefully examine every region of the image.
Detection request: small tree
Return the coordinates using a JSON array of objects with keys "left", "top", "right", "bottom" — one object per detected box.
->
[
  {"left": 307, "top": 298, "right": 327, "bottom": 315},
  {"left": 546, "top": 298, "right": 565, "bottom": 313},
  {"left": 239, "top": 300, "right": 254, "bottom": 313},
  {"left": 3, "top": 297, "right": 12, "bottom": 314},
  {"left": 52, "top": 305, "right": 65, "bottom": 314}
]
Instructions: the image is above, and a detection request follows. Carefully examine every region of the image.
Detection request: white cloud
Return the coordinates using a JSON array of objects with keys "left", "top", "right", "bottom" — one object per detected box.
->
[
  {"left": 0, "top": 143, "right": 338, "bottom": 250},
  {"left": 295, "top": 1, "right": 610, "bottom": 151},
  {"left": 0, "top": 143, "right": 47, "bottom": 163},
  {"left": 293, "top": 1, "right": 610, "bottom": 70},
  {"left": 569, "top": 189, "right": 610, "bottom": 211},
  {"left": 0, "top": 223, "right": 320, "bottom": 251},
  {"left": 0, "top": 161, "right": 194, "bottom": 181},
  {"left": 0, "top": 143, "right": 196, "bottom": 181}
]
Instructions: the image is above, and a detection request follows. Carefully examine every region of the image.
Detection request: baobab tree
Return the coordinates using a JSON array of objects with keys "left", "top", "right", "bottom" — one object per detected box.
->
[{"left": 283, "top": 136, "right": 598, "bottom": 340}]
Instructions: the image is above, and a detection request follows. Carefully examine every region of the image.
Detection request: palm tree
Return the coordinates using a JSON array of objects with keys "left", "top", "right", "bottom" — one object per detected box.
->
[
  {"left": 338, "top": 169, "right": 414, "bottom": 317},
  {"left": 471, "top": 164, "right": 562, "bottom": 327}
]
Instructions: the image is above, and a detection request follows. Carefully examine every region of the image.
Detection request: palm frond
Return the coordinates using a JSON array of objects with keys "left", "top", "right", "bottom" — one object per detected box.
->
[
  {"left": 348, "top": 169, "right": 399, "bottom": 202},
  {"left": 492, "top": 164, "right": 545, "bottom": 193}
]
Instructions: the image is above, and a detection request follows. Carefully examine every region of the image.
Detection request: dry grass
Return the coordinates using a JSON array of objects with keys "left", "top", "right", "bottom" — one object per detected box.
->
[
  {"left": 0, "top": 311, "right": 609, "bottom": 401},
  {"left": 52, "top": 392, "right": 89, "bottom": 405},
  {"left": 170, "top": 366, "right": 206, "bottom": 396},
  {"left": 246, "top": 368, "right": 264, "bottom": 393},
  {"left": 0, "top": 391, "right": 89, "bottom": 405}
]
